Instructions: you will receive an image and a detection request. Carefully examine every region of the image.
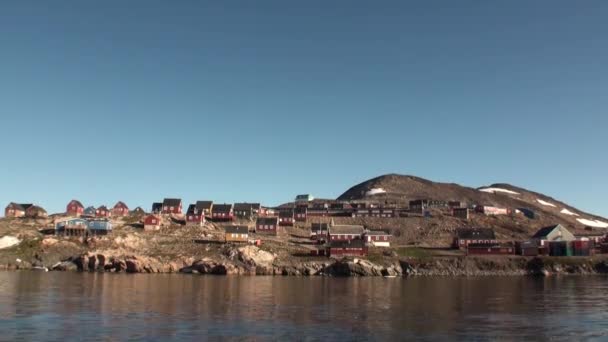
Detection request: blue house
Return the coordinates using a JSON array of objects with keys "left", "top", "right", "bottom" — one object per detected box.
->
[
  {"left": 56, "top": 218, "right": 89, "bottom": 236},
  {"left": 88, "top": 220, "right": 113, "bottom": 236},
  {"left": 83, "top": 206, "right": 96, "bottom": 217}
]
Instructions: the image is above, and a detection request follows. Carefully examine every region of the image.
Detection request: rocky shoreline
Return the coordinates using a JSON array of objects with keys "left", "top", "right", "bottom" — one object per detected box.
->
[{"left": 3, "top": 245, "right": 608, "bottom": 277}]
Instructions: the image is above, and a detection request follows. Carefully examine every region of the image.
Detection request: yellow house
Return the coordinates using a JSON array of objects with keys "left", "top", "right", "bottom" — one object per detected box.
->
[{"left": 225, "top": 226, "right": 249, "bottom": 243}]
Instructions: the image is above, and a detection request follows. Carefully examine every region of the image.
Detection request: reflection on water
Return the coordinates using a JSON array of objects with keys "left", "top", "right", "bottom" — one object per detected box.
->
[{"left": 1, "top": 273, "right": 608, "bottom": 340}]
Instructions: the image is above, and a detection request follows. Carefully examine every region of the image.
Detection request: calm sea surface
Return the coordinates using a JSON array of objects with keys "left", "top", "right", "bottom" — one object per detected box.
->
[{"left": 1, "top": 272, "right": 607, "bottom": 341}]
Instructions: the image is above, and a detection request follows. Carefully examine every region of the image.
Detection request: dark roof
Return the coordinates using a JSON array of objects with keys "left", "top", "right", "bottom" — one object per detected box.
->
[
  {"left": 234, "top": 203, "right": 254, "bottom": 211},
  {"left": 6, "top": 202, "right": 26, "bottom": 211},
  {"left": 114, "top": 201, "right": 128, "bottom": 209},
  {"left": 152, "top": 203, "right": 163, "bottom": 211},
  {"left": 257, "top": 217, "right": 279, "bottom": 225},
  {"left": 279, "top": 208, "right": 294, "bottom": 217},
  {"left": 456, "top": 228, "right": 496, "bottom": 240},
  {"left": 532, "top": 225, "right": 561, "bottom": 239},
  {"left": 330, "top": 225, "right": 365, "bottom": 235},
  {"left": 84, "top": 206, "right": 96, "bottom": 212},
  {"left": 330, "top": 239, "right": 366, "bottom": 248},
  {"left": 213, "top": 204, "right": 233, "bottom": 213},
  {"left": 163, "top": 198, "right": 182, "bottom": 207},
  {"left": 97, "top": 205, "right": 109, "bottom": 211},
  {"left": 365, "top": 230, "right": 391, "bottom": 236},
  {"left": 20, "top": 203, "right": 33, "bottom": 211},
  {"left": 26, "top": 205, "right": 47, "bottom": 214},
  {"left": 311, "top": 223, "right": 329, "bottom": 231},
  {"left": 294, "top": 207, "right": 307, "bottom": 213},
  {"left": 225, "top": 226, "right": 248, "bottom": 234},
  {"left": 69, "top": 200, "right": 84, "bottom": 208},
  {"left": 186, "top": 204, "right": 197, "bottom": 215},
  {"left": 196, "top": 201, "right": 213, "bottom": 210}
]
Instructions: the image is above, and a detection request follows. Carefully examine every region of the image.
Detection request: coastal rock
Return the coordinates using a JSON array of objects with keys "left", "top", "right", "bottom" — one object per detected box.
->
[
  {"left": 181, "top": 258, "right": 240, "bottom": 275},
  {"left": 88, "top": 255, "right": 97, "bottom": 271},
  {"left": 125, "top": 257, "right": 142, "bottom": 273},
  {"left": 52, "top": 261, "right": 77, "bottom": 272},
  {"left": 325, "top": 259, "right": 385, "bottom": 277},
  {"left": 232, "top": 246, "right": 276, "bottom": 269},
  {"left": 96, "top": 254, "right": 106, "bottom": 271}
]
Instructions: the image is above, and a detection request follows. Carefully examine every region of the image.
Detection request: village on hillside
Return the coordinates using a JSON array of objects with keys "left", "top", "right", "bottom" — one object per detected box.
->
[{"left": 4, "top": 192, "right": 607, "bottom": 260}]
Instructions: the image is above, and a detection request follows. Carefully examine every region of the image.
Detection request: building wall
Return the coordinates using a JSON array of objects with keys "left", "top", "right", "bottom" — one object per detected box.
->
[
  {"left": 279, "top": 217, "right": 294, "bottom": 226},
  {"left": 162, "top": 204, "right": 182, "bottom": 214},
  {"left": 144, "top": 224, "right": 160, "bottom": 231},
  {"left": 256, "top": 224, "right": 278, "bottom": 235},
  {"left": 4, "top": 208, "right": 25, "bottom": 218},
  {"left": 186, "top": 214, "right": 204, "bottom": 225},
  {"left": 225, "top": 233, "right": 248, "bottom": 242},
  {"left": 329, "top": 247, "right": 368, "bottom": 257},
  {"left": 330, "top": 234, "right": 362, "bottom": 241},
  {"left": 67, "top": 205, "right": 84, "bottom": 216}
]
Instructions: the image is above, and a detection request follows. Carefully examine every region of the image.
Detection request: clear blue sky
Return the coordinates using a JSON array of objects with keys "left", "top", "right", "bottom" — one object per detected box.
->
[{"left": 1, "top": 1, "right": 607, "bottom": 216}]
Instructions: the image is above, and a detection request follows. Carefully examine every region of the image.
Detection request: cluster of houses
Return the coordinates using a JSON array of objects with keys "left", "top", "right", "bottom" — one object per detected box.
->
[
  {"left": 213, "top": 218, "right": 392, "bottom": 258},
  {"left": 307, "top": 221, "right": 392, "bottom": 257},
  {"left": 4, "top": 203, "right": 48, "bottom": 219},
  {"left": 454, "top": 224, "right": 606, "bottom": 257},
  {"left": 64, "top": 200, "right": 143, "bottom": 218},
  {"left": 7, "top": 195, "right": 606, "bottom": 261}
]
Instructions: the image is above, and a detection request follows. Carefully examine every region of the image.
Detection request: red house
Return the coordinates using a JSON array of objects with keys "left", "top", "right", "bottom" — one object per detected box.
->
[
  {"left": 143, "top": 214, "right": 162, "bottom": 231},
  {"left": 211, "top": 204, "right": 234, "bottom": 221},
  {"left": 96, "top": 205, "right": 111, "bottom": 218},
  {"left": 66, "top": 200, "right": 84, "bottom": 217},
  {"left": 279, "top": 208, "right": 295, "bottom": 226},
  {"left": 186, "top": 204, "right": 206, "bottom": 226},
  {"left": 294, "top": 207, "right": 307, "bottom": 222},
  {"left": 453, "top": 228, "right": 497, "bottom": 249},
  {"left": 4, "top": 203, "right": 32, "bottom": 218},
  {"left": 162, "top": 198, "right": 183, "bottom": 214},
  {"left": 328, "top": 224, "right": 365, "bottom": 241},
  {"left": 329, "top": 239, "right": 368, "bottom": 257},
  {"left": 112, "top": 201, "right": 129, "bottom": 217},
  {"left": 311, "top": 223, "right": 329, "bottom": 242},
  {"left": 255, "top": 217, "right": 280, "bottom": 235}
]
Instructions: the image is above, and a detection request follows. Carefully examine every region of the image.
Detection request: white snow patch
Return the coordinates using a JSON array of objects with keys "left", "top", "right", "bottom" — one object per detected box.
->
[
  {"left": 365, "top": 188, "right": 387, "bottom": 196},
  {"left": 560, "top": 208, "right": 580, "bottom": 217},
  {"left": 0, "top": 236, "right": 21, "bottom": 249},
  {"left": 577, "top": 218, "right": 608, "bottom": 228},
  {"left": 536, "top": 199, "right": 557, "bottom": 207},
  {"left": 479, "top": 187, "right": 520, "bottom": 195}
]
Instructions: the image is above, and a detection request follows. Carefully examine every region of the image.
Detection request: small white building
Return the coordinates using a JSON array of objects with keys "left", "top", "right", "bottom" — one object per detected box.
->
[
  {"left": 364, "top": 230, "right": 392, "bottom": 247},
  {"left": 295, "top": 194, "right": 314, "bottom": 203}
]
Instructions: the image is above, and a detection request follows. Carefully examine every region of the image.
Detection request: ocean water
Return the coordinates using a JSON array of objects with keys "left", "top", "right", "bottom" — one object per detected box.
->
[{"left": 1, "top": 272, "right": 607, "bottom": 341}]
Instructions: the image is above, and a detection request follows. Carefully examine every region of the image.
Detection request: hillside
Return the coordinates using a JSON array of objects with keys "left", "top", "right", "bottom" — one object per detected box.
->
[{"left": 337, "top": 174, "right": 608, "bottom": 232}]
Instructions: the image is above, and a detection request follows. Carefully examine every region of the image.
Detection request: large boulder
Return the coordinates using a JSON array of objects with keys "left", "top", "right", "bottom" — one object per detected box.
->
[
  {"left": 125, "top": 257, "right": 142, "bottom": 273},
  {"left": 325, "top": 259, "right": 384, "bottom": 277},
  {"left": 233, "top": 246, "right": 276, "bottom": 269},
  {"left": 181, "top": 258, "right": 239, "bottom": 275}
]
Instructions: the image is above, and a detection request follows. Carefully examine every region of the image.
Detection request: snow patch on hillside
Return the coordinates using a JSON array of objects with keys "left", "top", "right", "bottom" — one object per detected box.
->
[
  {"left": 479, "top": 188, "right": 520, "bottom": 195},
  {"left": 560, "top": 209, "right": 580, "bottom": 217},
  {"left": 0, "top": 236, "right": 21, "bottom": 249},
  {"left": 536, "top": 199, "right": 557, "bottom": 207},
  {"left": 577, "top": 218, "right": 608, "bottom": 228},
  {"left": 365, "top": 188, "right": 387, "bottom": 196}
]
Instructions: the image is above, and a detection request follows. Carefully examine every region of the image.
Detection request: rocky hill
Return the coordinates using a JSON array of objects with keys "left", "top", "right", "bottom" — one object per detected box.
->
[{"left": 337, "top": 174, "right": 608, "bottom": 232}]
